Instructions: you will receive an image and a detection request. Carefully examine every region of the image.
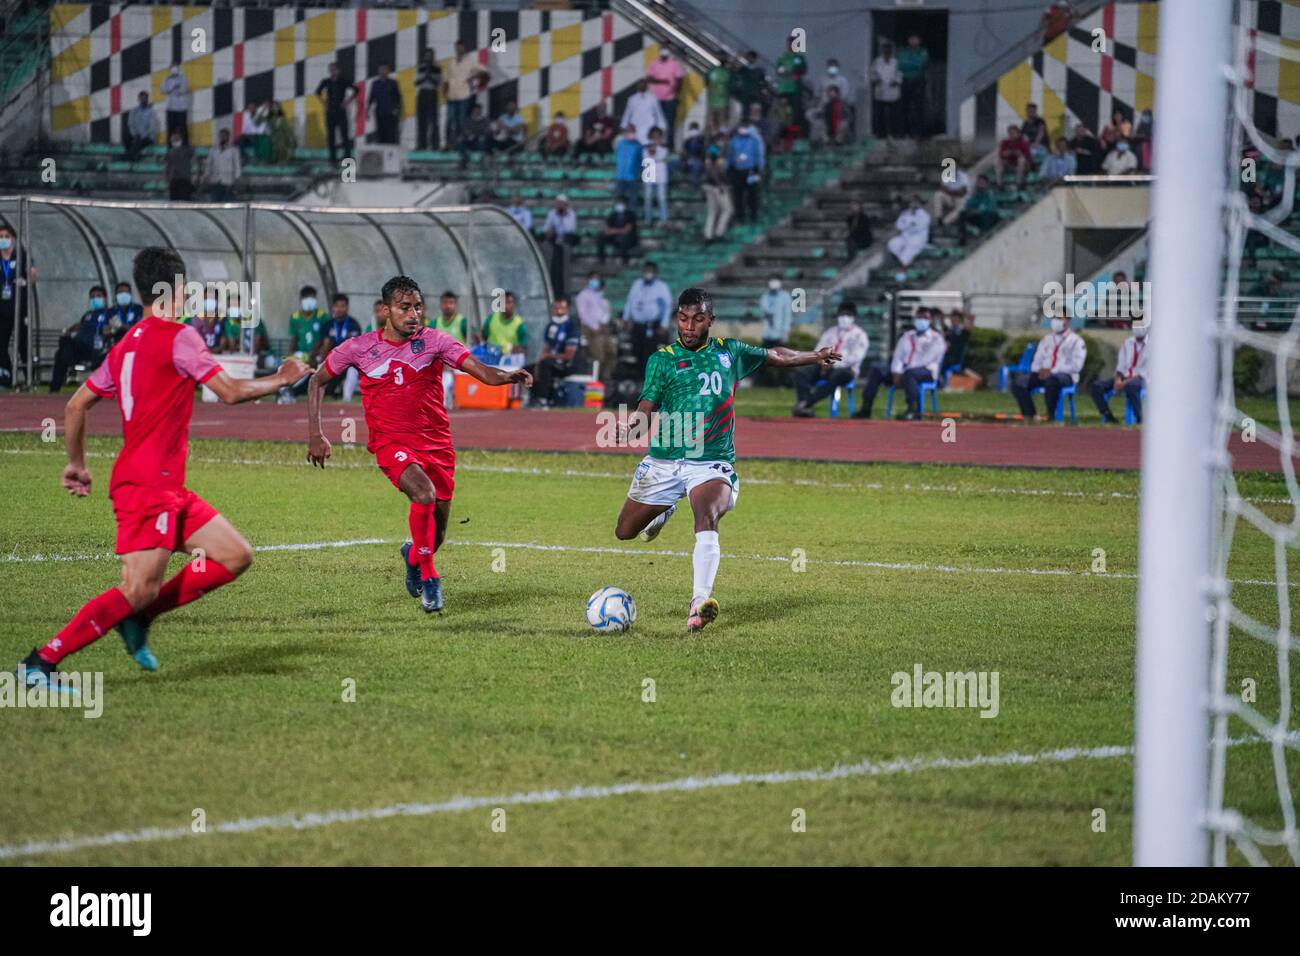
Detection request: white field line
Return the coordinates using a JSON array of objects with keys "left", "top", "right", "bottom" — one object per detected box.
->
[
  {"left": 1, "top": 446, "right": 1292, "bottom": 505},
  {"left": 0, "top": 535, "right": 1292, "bottom": 588},
  {"left": 2, "top": 732, "right": 1288, "bottom": 862}
]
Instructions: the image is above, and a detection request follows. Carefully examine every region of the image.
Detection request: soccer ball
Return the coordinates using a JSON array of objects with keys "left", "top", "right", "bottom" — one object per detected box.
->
[{"left": 587, "top": 587, "right": 637, "bottom": 633}]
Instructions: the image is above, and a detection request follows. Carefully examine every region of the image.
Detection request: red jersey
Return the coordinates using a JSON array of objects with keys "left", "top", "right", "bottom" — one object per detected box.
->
[
  {"left": 85, "top": 316, "right": 220, "bottom": 499},
  {"left": 323, "top": 326, "right": 470, "bottom": 453}
]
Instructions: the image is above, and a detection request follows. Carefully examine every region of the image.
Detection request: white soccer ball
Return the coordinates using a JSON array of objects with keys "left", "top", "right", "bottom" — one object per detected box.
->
[{"left": 587, "top": 586, "right": 637, "bottom": 633}]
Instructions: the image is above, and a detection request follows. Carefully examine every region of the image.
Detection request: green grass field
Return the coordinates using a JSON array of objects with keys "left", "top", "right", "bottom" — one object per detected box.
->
[{"left": 1, "top": 433, "right": 1295, "bottom": 865}]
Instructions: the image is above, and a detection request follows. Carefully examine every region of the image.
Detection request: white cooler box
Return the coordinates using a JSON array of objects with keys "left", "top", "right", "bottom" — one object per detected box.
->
[{"left": 201, "top": 354, "right": 258, "bottom": 401}]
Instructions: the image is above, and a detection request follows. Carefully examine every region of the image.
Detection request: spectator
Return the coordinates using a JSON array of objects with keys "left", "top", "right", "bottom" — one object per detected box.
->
[
  {"left": 887, "top": 194, "right": 931, "bottom": 269},
  {"left": 48, "top": 286, "right": 113, "bottom": 392},
  {"left": 621, "top": 79, "right": 667, "bottom": 145},
  {"left": 1132, "top": 108, "right": 1154, "bottom": 170},
  {"left": 369, "top": 64, "right": 401, "bottom": 145},
  {"left": 1039, "top": 138, "right": 1077, "bottom": 186},
  {"left": 267, "top": 101, "right": 296, "bottom": 164},
  {"left": 1069, "top": 123, "right": 1103, "bottom": 174},
  {"left": 855, "top": 308, "right": 947, "bottom": 420},
  {"left": 642, "top": 127, "right": 670, "bottom": 223},
  {"left": 869, "top": 41, "right": 903, "bottom": 140},
  {"left": 443, "top": 40, "right": 485, "bottom": 147},
  {"left": 189, "top": 292, "right": 226, "bottom": 351},
  {"left": 613, "top": 126, "right": 643, "bottom": 210},
  {"left": 897, "top": 34, "right": 930, "bottom": 136},
  {"left": 368, "top": 298, "right": 386, "bottom": 333},
  {"left": 707, "top": 59, "right": 733, "bottom": 133},
  {"left": 432, "top": 290, "right": 468, "bottom": 343},
  {"left": 598, "top": 198, "right": 638, "bottom": 265},
  {"left": 220, "top": 291, "right": 269, "bottom": 362},
  {"left": 1021, "top": 102, "right": 1048, "bottom": 165},
  {"left": 775, "top": 34, "right": 809, "bottom": 135},
  {"left": 125, "top": 91, "right": 159, "bottom": 162},
  {"left": 727, "top": 117, "right": 766, "bottom": 223},
  {"left": 164, "top": 133, "right": 195, "bottom": 201},
  {"left": 941, "top": 309, "right": 972, "bottom": 373},
  {"left": 575, "top": 101, "right": 617, "bottom": 158},
  {"left": 733, "top": 50, "right": 766, "bottom": 120},
  {"left": 702, "top": 135, "right": 733, "bottom": 244},
  {"left": 957, "top": 174, "right": 999, "bottom": 245},
  {"left": 203, "top": 128, "right": 241, "bottom": 202},
  {"left": 996, "top": 124, "right": 1031, "bottom": 188},
  {"left": 1102, "top": 138, "right": 1138, "bottom": 175},
  {"left": 161, "top": 64, "right": 191, "bottom": 143},
  {"left": 528, "top": 296, "right": 581, "bottom": 407},
  {"left": 768, "top": 95, "right": 797, "bottom": 152},
  {"left": 682, "top": 121, "right": 706, "bottom": 187},
  {"left": 1100, "top": 109, "right": 1132, "bottom": 150},
  {"left": 316, "top": 62, "right": 357, "bottom": 163},
  {"left": 793, "top": 302, "right": 869, "bottom": 418},
  {"left": 543, "top": 194, "right": 580, "bottom": 294},
  {"left": 289, "top": 285, "right": 329, "bottom": 366},
  {"left": 238, "top": 100, "right": 270, "bottom": 161},
  {"left": 623, "top": 261, "right": 672, "bottom": 369},
  {"left": 480, "top": 292, "right": 529, "bottom": 357},
  {"left": 416, "top": 48, "right": 441, "bottom": 152},
  {"left": 846, "top": 199, "right": 874, "bottom": 260},
  {"left": 817, "top": 58, "right": 852, "bottom": 107},
  {"left": 539, "top": 111, "right": 571, "bottom": 160},
  {"left": 322, "top": 294, "right": 363, "bottom": 400},
  {"left": 760, "top": 274, "right": 794, "bottom": 351},
  {"left": 504, "top": 194, "right": 533, "bottom": 233},
  {"left": 751, "top": 100, "right": 781, "bottom": 153},
  {"left": 458, "top": 104, "right": 490, "bottom": 168},
  {"left": 822, "top": 85, "right": 852, "bottom": 146},
  {"left": 931, "top": 162, "right": 970, "bottom": 231},
  {"left": 491, "top": 100, "right": 527, "bottom": 156},
  {"left": 1009, "top": 316, "right": 1086, "bottom": 421},
  {"left": 0, "top": 224, "right": 35, "bottom": 390},
  {"left": 646, "top": 46, "right": 686, "bottom": 148},
  {"left": 1090, "top": 321, "right": 1148, "bottom": 424},
  {"left": 108, "top": 282, "right": 143, "bottom": 343},
  {"left": 576, "top": 272, "right": 615, "bottom": 379}
]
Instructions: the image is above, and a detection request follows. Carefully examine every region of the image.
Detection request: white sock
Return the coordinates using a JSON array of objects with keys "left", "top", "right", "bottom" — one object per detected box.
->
[{"left": 692, "top": 530, "right": 721, "bottom": 603}]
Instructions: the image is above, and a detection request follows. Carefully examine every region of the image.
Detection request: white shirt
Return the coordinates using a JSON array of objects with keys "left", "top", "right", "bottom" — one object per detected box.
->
[
  {"left": 939, "top": 169, "right": 970, "bottom": 195},
  {"left": 575, "top": 286, "right": 610, "bottom": 331},
  {"left": 162, "top": 72, "right": 191, "bottom": 112},
  {"left": 1031, "top": 329, "right": 1087, "bottom": 383},
  {"left": 870, "top": 56, "right": 902, "bottom": 103},
  {"left": 890, "top": 328, "right": 947, "bottom": 378},
  {"left": 643, "top": 143, "right": 670, "bottom": 185},
  {"left": 543, "top": 208, "right": 577, "bottom": 237},
  {"left": 505, "top": 204, "right": 532, "bottom": 231},
  {"left": 242, "top": 108, "right": 267, "bottom": 136},
  {"left": 1114, "top": 335, "right": 1149, "bottom": 381},
  {"left": 1102, "top": 148, "right": 1138, "bottom": 174},
  {"left": 895, "top": 206, "right": 931, "bottom": 237},
  {"left": 815, "top": 323, "right": 869, "bottom": 372},
  {"left": 621, "top": 92, "right": 667, "bottom": 144}
]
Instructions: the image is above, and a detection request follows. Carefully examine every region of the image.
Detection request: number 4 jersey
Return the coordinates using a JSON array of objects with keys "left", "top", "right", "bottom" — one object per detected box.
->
[{"left": 639, "top": 337, "right": 769, "bottom": 463}]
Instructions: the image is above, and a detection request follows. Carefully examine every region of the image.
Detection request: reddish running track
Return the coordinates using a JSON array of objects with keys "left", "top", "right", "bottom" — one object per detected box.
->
[{"left": 0, "top": 395, "right": 1287, "bottom": 473}]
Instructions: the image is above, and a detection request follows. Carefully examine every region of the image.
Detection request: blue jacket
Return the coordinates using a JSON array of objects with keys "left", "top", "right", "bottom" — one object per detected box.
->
[
  {"left": 726, "top": 129, "right": 765, "bottom": 172},
  {"left": 614, "top": 138, "right": 643, "bottom": 183}
]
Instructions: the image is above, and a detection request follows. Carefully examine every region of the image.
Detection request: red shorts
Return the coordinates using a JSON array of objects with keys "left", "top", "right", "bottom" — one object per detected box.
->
[
  {"left": 111, "top": 487, "right": 220, "bottom": 556},
  {"left": 374, "top": 443, "right": 455, "bottom": 499}
]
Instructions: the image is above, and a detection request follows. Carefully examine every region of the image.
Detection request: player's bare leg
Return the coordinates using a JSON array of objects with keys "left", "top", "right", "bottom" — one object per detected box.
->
[
  {"left": 398, "top": 463, "right": 444, "bottom": 612},
  {"left": 614, "top": 498, "right": 673, "bottom": 541},
  {"left": 117, "top": 516, "right": 254, "bottom": 671},
  {"left": 685, "top": 479, "right": 734, "bottom": 632}
]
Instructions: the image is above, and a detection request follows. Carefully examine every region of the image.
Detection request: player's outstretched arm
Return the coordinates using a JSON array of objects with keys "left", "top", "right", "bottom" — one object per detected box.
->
[
  {"left": 460, "top": 354, "right": 533, "bottom": 389},
  {"left": 764, "top": 345, "right": 842, "bottom": 369},
  {"left": 306, "top": 362, "right": 339, "bottom": 467},
  {"left": 206, "top": 357, "right": 310, "bottom": 406},
  {"left": 62, "top": 384, "right": 101, "bottom": 497}
]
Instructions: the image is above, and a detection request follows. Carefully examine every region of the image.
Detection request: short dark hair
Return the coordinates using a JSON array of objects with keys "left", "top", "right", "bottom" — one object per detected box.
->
[
  {"left": 643, "top": 261, "right": 658, "bottom": 272},
  {"left": 89, "top": 285, "right": 106, "bottom": 296},
  {"left": 0, "top": 224, "right": 14, "bottom": 237},
  {"left": 332, "top": 293, "right": 349, "bottom": 305},
  {"left": 373, "top": 299, "right": 384, "bottom": 307},
  {"left": 677, "top": 287, "right": 713, "bottom": 313},
  {"left": 381, "top": 274, "right": 422, "bottom": 305},
  {"left": 132, "top": 246, "right": 185, "bottom": 309},
  {"left": 299, "top": 285, "right": 317, "bottom": 297},
  {"left": 553, "top": 294, "right": 569, "bottom": 306},
  {"left": 441, "top": 290, "right": 457, "bottom": 300},
  {"left": 503, "top": 290, "right": 516, "bottom": 300},
  {"left": 837, "top": 300, "right": 858, "bottom": 316},
  {"left": 115, "top": 281, "right": 131, "bottom": 291}
]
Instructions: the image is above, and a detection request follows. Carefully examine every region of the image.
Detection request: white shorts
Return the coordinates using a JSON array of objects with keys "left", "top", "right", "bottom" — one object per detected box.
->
[{"left": 626, "top": 456, "right": 740, "bottom": 509}]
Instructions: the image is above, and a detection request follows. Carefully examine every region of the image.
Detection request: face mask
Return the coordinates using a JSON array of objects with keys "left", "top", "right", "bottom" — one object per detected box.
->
[
  {"left": 643, "top": 273, "right": 655, "bottom": 283},
  {"left": 588, "top": 279, "right": 601, "bottom": 290},
  {"left": 301, "top": 297, "right": 317, "bottom": 312},
  {"left": 660, "top": 52, "right": 669, "bottom": 60},
  {"left": 204, "top": 298, "right": 218, "bottom": 313},
  {"left": 90, "top": 297, "right": 105, "bottom": 310},
  {"left": 228, "top": 306, "right": 241, "bottom": 319},
  {"left": 1117, "top": 143, "right": 1130, "bottom": 153},
  {"left": 767, "top": 280, "right": 781, "bottom": 291},
  {"left": 1133, "top": 325, "right": 1147, "bottom": 340},
  {"left": 0, "top": 238, "right": 11, "bottom": 251},
  {"left": 836, "top": 315, "right": 854, "bottom": 330},
  {"left": 913, "top": 318, "right": 930, "bottom": 334},
  {"left": 707, "top": 145, "right": 720, "bottom": 157},
  {"left": 1051, "top": 318, "right": 1067, "bottom": 334},
  {"left": 171, "top": 140, "right": 182, "bottom": 149},
  {"left": 828, "top": 66, "right": 839, "bottom": 76},
  {"left": 614, "top": 203, "right": 626, "bottom": 213},
  {"left": 115, "top": 292, "right": 131, "bottom": 307}
]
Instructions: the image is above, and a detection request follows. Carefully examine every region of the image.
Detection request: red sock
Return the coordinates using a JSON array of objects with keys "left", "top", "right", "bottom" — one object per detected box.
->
[
  {"left": 144, "top": 559, "right": 237, "bottom": 621},
  {"left": 409, "top": 502, "right": 437, "bottom": 580},
  {"left": 39, "top": 587, "right": 133, "bottom": 665}
]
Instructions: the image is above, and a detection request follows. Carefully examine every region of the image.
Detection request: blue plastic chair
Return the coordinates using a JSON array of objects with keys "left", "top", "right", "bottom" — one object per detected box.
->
[
  {"left": 885, "top": 379, "right": 939, "bottom": 417},
  {"left": 1028, "top": 382, "right": 1077, "bottom": 423},
  {"left": 1103, "top": 386, "right": 1146, "bottom": 425},
  {"left": 826, "top": 379, "right": 856, "bottom": 418},
  {"left": 998, "top": 343, "right": 1036, "bottom": 391},
  {"left": 940, "top": 362, "right": 961, "bottom": 387}
]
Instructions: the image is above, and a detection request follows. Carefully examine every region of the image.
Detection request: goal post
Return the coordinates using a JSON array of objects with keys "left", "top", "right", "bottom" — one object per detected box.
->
[{"left": 1134, "top": 0, "right": 1235, "bottom": 866}]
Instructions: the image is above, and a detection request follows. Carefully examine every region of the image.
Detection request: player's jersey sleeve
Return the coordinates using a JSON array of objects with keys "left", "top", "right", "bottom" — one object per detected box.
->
[
  {"left": 638, "top": 350, "right": 669, "bottom": 406},
  {"left": 86, "top": 353, "right": 117, "bottom": 397},
  {"left": 172, "top": 324, "right": 221, "bottom": 383},
  {"left": 323, "top": 333, "right": 368, "bottom": 376},
  {"left": 427, "top": 327, "right": 471, "bottom": 369},
  {"left": 726, "top": 338, "right": 770, "bottom": 382}
]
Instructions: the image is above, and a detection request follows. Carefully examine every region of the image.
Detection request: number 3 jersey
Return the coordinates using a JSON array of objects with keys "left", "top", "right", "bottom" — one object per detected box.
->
[
  {"left": 86, "top": 316, "right": 221, "bottom": 499},
  {"left": 639, "top": 337, "right": 769, "bottom": 463},
  {"left": 323, "top": 326, "right": 470, "bottom": 455}
]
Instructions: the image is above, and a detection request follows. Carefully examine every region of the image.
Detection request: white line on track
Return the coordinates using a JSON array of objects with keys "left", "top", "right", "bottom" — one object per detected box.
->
[{"left": 0, "top": 733, "right": 1287, "bottom": 861}]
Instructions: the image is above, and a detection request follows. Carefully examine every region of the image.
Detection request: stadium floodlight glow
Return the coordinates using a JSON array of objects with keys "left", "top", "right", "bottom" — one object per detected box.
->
[{"left": 1134, "top": 0, "right": 1233, "bottom": 866}]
